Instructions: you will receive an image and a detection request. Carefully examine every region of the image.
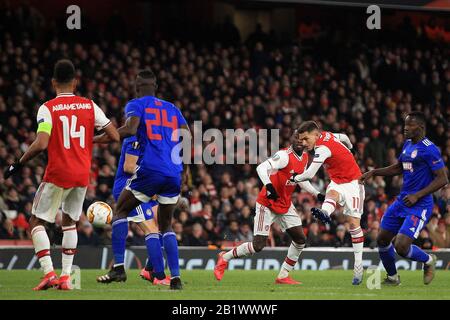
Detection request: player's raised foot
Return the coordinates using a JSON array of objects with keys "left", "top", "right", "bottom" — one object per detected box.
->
[
  {"left": 275, "top": 276, "right": 302, "bottom": 285},
  {"left": 352, "top": 265, "right": 364, "bottom": 285},
  {"left": 153, "top": 275, "right": 171, "bottom": 286},
  {"left": 33, "top": 271, "right": 59, "bottom": 291},
  {"left": 140, "top": 268, "right": 154, "bottom": 282},
  {"left": 214, "top": 251, "right": 228, "bottom": 281},
  {"left": 57, "top": 275, "right": 72, "bottom": 290},
  {"left": 311, "top": 208, "right": 332, "bottom": 224},
  {"left": 423, "top": 254, "right": 437, "bottom": 285},
  {"left": 382, "top": 275, "right": 401, "bottom": 286},
  {"left": 170, "top": 277, "right": 183, "bottom": 290},
  {"left": 97, "top": 266, "right": 127, "bottom": 284}
]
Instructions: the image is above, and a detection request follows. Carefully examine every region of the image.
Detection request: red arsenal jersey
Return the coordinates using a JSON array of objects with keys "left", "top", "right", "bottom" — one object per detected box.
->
[
  {"left": 314, "top": 131, "right": 361, "bottom": 184},
  {"left": 37, "top": 93, "right": 110, "bottom": 188},
  {"left": 257, "top": 147, "right": 309, "bottom": 214}
]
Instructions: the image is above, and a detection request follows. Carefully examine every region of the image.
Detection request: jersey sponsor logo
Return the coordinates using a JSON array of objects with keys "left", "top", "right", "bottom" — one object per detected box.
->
[
  {"left": 314, "top": 153, "right": 320, "bottom": 158},
  {"left": 52, "top": 103, "right": 92, "bottom": 111},
  {"left": 285, "top": 180, "right": 296, "bottom": 186},
  {"left": 432, "top": 159, "right": 442, "bottom": 165},
  {"left": 38, "top": 118, "right": 45, "bottom": 124},
  {"left": 411, "top": 149, "right": 418, "bottom": 159},
  {"left": 409, "top": 227, "right": 415, "bottom": 233},
  {"left": 403, "top": 162, "right": 413, "bottom": 172}
]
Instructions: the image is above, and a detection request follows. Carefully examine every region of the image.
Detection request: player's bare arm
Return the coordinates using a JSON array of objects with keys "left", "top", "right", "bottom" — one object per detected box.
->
[
  {"left": 359, "top": 162, "right": 402, "bottom": 184},
  {"left": 403, "top": 167, "right": 448, "bottom": 207},
  {"left": 93, "top": 122, "right": 120, "bottom": 144},
  {"left": 123, "top": 153, "right": 139, "bottom": 174},
  {"left": 4, "top": 132, "right": 50, "bottom": 179},
  {"left": 181, "top": 124, "right": 192, "bottom": 185}
]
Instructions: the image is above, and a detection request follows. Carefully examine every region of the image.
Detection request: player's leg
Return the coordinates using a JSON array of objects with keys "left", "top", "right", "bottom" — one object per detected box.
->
[
  {"left": 394, "top": 213, "right": 437, "bottom": 285},
  {"left": 278, "top": 226, "right": 305, "bottom": 284},
  {"left": 275, "top": 204, "right": 305, "bottom": 284},
  {"left": 157, "top": 201, "right": 181, "bottom": 288},
  {"left": 340, "top": 181, "right": 365, "bottom": 285},
  {"left": 157, "top": 174, "right": 184, "bottom": 290},
  {"left": 377, "top": 201, "right": 402, "bottom": 285},
  {"left": 29, "top": 182, "right": 62, "bottom": 290},
  {"left": 58, "top": 186, "right": 87, "bottom": 290},
  {"left": 134, "top": 204, "right": 168, "bottom": 284},
  {"left": 214, "top": 202, "right": 272, "bottom": 281},
  {"left": 97, "top": 188, "right": 142, "bottom": 283},
  {"left": 311, "top": 182, "right": 341, "bottom": 224}
]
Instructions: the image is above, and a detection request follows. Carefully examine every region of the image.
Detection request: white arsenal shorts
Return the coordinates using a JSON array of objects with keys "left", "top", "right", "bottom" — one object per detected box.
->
[
  {"left": 253, "top": 202, "right": 302, "bottom": 236},
  {"left": 326, "top": 179, "right": 365, "bottom": 218},
  {"left": 32, "top": 182, "right": 87, "bottom": 223}
]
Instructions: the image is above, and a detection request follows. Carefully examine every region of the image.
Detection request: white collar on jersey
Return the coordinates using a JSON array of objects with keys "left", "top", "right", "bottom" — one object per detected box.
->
[
  {"left": 288, "top": 146, "right": 303, "bottom": 161},
  {"left": 56, "top": 93, "right": 75, "bottom": 97}
]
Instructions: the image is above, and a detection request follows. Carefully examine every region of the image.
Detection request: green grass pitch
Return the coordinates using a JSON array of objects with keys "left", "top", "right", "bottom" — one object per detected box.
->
[{"left": 0, "top": 270, "right": 449, "bottom": 300}]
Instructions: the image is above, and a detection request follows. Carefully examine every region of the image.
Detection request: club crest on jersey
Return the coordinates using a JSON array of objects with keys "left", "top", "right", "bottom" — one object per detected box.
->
[
  {"left": 146, "top": 209, "right": 152, "bottom": 216},
  {"left": 411, "top": 149, "right": 418, "bottom": 159},
  {"left": 403, "top": 162, "right": 413, "bottom": 172}
]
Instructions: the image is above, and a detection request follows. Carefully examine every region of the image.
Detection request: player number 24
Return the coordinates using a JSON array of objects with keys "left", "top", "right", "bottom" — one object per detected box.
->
[
  {"left": 145, "top": 108, "right": 178, "bottom": 141},
  {"left": 59, "top": 115, "right": 86, "bottom": 149}
]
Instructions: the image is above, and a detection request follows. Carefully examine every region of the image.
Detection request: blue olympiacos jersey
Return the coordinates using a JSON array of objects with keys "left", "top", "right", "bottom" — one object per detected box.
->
[
  {"left": 112, "top": 136, "right": 142, "bottom": 200},
  {"left": 397, "top": 137, "right": 445, "bottom": 208},
  {"left": 125, "top": 96, "right": 187, "bottom": 177}
]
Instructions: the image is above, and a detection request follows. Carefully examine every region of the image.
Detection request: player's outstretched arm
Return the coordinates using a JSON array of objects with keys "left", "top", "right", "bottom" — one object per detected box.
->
[
  {"left": 118, "top": 116, "right": 140, "bottom": 139},
  {"left": 298, "top": 181, "right": 324, "bottom": 201},
  {"left": 4, "top": 132, "right": 50, "bottom": 179},
  {"left": 93, "top": 117, "right": 135, "bottom": 144},
  {"left": 292, "top": 146, "right": 329, "bottom": 183},
  {"left": 403, "top": 167, "right": 448, "bottom": 207},
  {"left": 19, "top": 132, "right": 50, "bottom": 164},
  {"left": 292, "top": 161, "right": 322, "bottom": 183},
  {"left": 359, "top": 162, "right": 402, "bottom": 184}
]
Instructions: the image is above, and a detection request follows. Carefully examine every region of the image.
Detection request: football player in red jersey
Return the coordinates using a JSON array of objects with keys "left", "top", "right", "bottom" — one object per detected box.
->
[
  {"left": 214, "top": 129, "right": 324, "bottom": 284},
  {"left": 4, "top": 60, "right": 119, "bottom": 290},
  {"left": 291, "top": 121, "right": 365, "bottom": 285}
]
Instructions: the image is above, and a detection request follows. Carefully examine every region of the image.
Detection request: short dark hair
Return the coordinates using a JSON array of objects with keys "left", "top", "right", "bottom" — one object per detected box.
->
[
  {"left": 296, "top": 121, "right": 320, "bottom": 134},
  {"left": 137, "top": 69, "right": 156, "bottom": 80},
  {"left": 53, "top": 59, "right": 75, "bottom": 84},
  {"left": 406, "top": 111, "right": 426, "bottom": 126}
]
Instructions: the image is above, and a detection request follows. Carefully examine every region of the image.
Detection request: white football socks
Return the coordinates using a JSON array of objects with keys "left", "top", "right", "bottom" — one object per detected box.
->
[
  {"left": 321, "top": 199, "right": 336, "bottom": 216},
  {"left": 350, "top": 227, "right": 364, "bottom": 268},
  {"left": 278, "top": 241, "right": 305, "bottom": 279},
  {"left": 31, "top": 225, "right": 54, "bottom": 275},
  {"left": 223, "top": 242, "right": 255, "bottom": 261},
  {"left": 61, "top": 225, "right": 78, "bottom": 276}
]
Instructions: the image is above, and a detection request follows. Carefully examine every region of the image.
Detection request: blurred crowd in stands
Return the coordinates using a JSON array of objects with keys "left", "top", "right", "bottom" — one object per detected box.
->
[{"left": 0, "top": 3, "right": 449, "bottom": 249}]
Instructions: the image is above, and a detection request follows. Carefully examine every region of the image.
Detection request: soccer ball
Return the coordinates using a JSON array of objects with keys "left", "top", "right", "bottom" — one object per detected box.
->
[{"left": 86, "top": 201, "right": 113, "bottom": 227}]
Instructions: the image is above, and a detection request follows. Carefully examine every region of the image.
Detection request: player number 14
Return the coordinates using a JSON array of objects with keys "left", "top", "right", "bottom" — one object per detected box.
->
[{"left": 59, "top": 115, "right": 86, "bottom": 149}]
